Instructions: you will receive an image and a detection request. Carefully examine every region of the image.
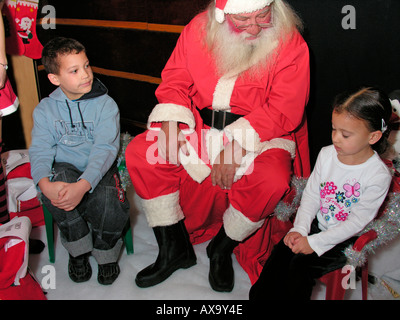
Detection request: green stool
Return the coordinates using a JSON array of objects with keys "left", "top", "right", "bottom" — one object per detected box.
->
[{"left": 42, "top": 204, "right": 133, "bottom": 263}]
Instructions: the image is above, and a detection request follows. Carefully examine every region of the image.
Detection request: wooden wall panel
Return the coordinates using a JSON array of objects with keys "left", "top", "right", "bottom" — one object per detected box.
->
[
  {"left": 37, "top": 25, "right": 179, "bottom": 91},
  {"left": 39, "top": 0, "right": 147, "bottom": 22},
  {"left": 35, "top": 0, "right": 210, "bottom": 138}
]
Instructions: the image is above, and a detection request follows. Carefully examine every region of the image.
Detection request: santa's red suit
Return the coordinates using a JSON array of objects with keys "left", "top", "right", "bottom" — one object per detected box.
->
[{"left": 126, "top": 9, "right": 310, "bottom": 285}]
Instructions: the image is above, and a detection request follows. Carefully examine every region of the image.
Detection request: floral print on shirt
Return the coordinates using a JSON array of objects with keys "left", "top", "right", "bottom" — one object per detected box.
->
[{"left": 319, "top": 180, "right": 361, "bottom": 222}]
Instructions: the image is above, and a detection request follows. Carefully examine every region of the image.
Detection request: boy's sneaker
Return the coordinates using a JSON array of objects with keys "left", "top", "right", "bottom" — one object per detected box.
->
[
  {"left": 68, "top": 253, "right": 92, "bottom": 283},
  {"left": 97, "top": 262, "right": 120, "bottom": 285}
]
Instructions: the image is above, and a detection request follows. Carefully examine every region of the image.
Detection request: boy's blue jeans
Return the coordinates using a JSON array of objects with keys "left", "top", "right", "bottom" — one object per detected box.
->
[{"left": 41, "top": 162, "right": 130, "bottom": 265}]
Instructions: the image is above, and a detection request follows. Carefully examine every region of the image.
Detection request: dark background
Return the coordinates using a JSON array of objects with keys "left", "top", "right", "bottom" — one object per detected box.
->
[{"left": 5, "top": 0, "right": 400, "bottom": 168}]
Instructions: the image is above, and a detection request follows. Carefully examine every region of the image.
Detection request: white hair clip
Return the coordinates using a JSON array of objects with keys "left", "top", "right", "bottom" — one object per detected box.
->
[{"left": 381, "top": 118, "right": 388, "bottom": 133}]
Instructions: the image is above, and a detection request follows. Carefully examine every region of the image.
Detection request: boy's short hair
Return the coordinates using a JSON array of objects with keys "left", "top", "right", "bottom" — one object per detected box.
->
[{"left": 41, "top": 37, "right": 86, "bottom": 74}]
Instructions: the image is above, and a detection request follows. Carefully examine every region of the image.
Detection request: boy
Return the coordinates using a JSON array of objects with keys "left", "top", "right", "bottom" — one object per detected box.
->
[{"left": 29, "top": 37, "right": 130, "bottom": 285}]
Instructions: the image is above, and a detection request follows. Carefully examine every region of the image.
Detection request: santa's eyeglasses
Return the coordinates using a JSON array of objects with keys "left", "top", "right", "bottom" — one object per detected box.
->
[{"left": 229, "top": 8, "right": 274, "bottom": 30}]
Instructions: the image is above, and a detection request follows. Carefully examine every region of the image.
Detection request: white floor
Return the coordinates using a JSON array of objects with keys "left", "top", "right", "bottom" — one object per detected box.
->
[{"left": 26, "top": 188, "right": 400, "bottom": 301}]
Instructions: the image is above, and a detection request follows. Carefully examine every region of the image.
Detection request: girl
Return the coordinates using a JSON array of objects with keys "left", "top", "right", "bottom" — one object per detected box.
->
[{"left": 249, "top": 87, "right": 393, "bottom": 300}]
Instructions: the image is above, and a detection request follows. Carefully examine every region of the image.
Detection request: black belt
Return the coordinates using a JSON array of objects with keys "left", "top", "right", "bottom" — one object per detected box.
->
[{"left": 199, "top": 108, "right": 243, "bottom": 130}]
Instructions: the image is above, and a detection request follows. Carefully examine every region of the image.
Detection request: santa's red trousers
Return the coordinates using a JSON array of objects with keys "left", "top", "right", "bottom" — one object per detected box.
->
[{"left": 126, "top": 130, "right": 294, "bottom": 283}]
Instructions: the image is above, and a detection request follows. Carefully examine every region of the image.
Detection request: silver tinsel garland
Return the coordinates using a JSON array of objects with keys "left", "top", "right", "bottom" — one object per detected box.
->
[
  {"left": 274, "top": 176, "right": 400, "bottom": 268},
  {"left": 117, "top": 132, "right": 133, "bottom": 191},
  {"left": 344, "top": 192, "right": 400, "bottom": 267},
  {"left": 274, "top": 175, "right": 307, "bottom": 222}
]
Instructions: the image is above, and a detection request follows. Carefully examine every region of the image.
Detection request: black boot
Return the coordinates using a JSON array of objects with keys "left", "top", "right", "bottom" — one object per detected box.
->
[
  {"left": 68, "top": 253, "right": 92, "bottom": 283},
  {"left": 206, "top": 226, "right": 239, "bottom": 292},
  {"left": 98, "top": 262, "right": 120, "bottom": 285},
  {"left": 135, "top": 220, "right": 196, "bottom": 288}
]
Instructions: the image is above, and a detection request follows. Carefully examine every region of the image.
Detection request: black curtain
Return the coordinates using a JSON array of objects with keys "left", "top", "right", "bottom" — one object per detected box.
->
[{"left": 287, "top": 0, "right": 400, "bottom": 166}]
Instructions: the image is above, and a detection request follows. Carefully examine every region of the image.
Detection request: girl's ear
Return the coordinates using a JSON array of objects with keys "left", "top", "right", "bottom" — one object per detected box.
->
[
  {"left": 47, "top": 73, "right": 60, "bottom": 86},
  {"left": 369, "top": 130, "right": 383, "bottom": 145}
]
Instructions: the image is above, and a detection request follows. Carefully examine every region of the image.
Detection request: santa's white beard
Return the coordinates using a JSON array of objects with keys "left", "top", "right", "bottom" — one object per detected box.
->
[{"left": 212, "top": 22, "right": 279, "bottom": 77}]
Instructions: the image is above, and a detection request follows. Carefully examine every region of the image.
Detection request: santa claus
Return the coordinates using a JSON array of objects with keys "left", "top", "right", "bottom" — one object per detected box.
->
[{"left": 126, "top": 0, "right": 311, "bottom": 292}]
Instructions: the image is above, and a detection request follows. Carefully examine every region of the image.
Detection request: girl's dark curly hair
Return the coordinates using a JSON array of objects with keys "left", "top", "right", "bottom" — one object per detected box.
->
[{"left": 333, "top": 87, "right": 393, "bottom": 155}]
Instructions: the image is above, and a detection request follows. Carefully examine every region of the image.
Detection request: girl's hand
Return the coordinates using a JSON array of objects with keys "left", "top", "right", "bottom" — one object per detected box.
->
[
  {"left": 284, "top": 232, "right": 302, "bottom": 249},
  {"left": 291, "top": 236, "right": 314, "bottom": 255}
]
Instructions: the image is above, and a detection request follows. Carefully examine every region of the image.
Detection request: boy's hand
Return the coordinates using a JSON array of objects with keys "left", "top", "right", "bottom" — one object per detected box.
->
[
  {"left": 51, "top": 179, "right": 91, "bottom": 211},
  {"left": 38, "top": 178, "right": 68, "bottom": 201}
]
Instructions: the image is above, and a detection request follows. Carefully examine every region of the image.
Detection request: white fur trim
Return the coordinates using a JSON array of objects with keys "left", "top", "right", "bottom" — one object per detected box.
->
[
  {"left": 212, "top": 75, "right": 238, "bottom": 111},
  {"left": 148, "top": 103, "right": 195, "bottom": 134},
  {"left": 233, "top": 152, "right": 256, "bottom": 182},
  {"left": 232, "top": 138, "right": 296, "bottom": 182},
  {"left": 260, "top": 138, "right": 296, "bottom": 158},
  {"left": 223, "top": 204, "right": 265, "bottom": 241},
  {"left": 224, "top": 117, "right": 263, "bottom": 153},
  {"left": 140, "top": 191, "right": 185, "bottom": 227},
  {"left": 224, "top": 117, "right": 296, "bottom": 158},
  {"left": 179, "top": 142, "right": 211, "bottom": 183},
  {"left": 224, "top": 0, "right": 274, "bottom": 15},
  {"left": 0, "top": 97, "right": 19, "bottom": 117},
  {"left": 215, "top": 8, "right": 226, "bottom": 23}
]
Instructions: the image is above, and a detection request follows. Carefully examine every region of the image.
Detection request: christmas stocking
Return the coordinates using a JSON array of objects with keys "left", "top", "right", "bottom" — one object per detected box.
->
[
  {"left": 3, "top": 0, "right": 25, "bottom": 56},
  {"left": 3, "top": 0, "right": 43, "bottom": 59},
  {"left": 14, "top": 0, "right": 43, "bottom": 59}
]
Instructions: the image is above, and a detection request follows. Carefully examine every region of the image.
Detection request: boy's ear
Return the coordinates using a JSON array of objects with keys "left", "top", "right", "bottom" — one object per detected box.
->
[
  {"left": 47, "top": 73, "right": 60, "bottom": 86},
  {"left": 369, "top": 130, "right": 383, "bottom": 145}
]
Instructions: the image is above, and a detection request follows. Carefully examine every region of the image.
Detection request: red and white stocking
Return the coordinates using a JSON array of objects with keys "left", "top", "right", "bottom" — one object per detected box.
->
[
  {"left": 3, "top": 0, "right": 25, "bottom": 56},
  {"left": 3, "top": 0, "right": 43, "bottom": 59}
]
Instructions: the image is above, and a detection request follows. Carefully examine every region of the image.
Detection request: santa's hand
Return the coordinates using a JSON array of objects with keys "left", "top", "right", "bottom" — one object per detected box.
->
[
  {"left": 211, "top": 140, "right": 246, "bottom": 189},
  {"left": 158, "top": 121, "right": 188, "bottom": 165}
]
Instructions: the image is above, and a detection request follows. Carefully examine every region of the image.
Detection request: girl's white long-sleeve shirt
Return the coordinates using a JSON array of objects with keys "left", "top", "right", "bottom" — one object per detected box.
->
[{"left": 290, "top": 145, "right": 392, "bottom": 256}]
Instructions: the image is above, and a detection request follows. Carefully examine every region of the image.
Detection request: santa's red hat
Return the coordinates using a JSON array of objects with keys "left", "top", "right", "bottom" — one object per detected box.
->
[{"left": 215, "top": 0, "right": 275, "bottom": 23}]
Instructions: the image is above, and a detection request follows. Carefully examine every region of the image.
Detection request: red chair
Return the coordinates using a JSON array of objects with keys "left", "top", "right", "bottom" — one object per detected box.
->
[{"left": 319, "top": 230, "right": 374, "bottom": 300}]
